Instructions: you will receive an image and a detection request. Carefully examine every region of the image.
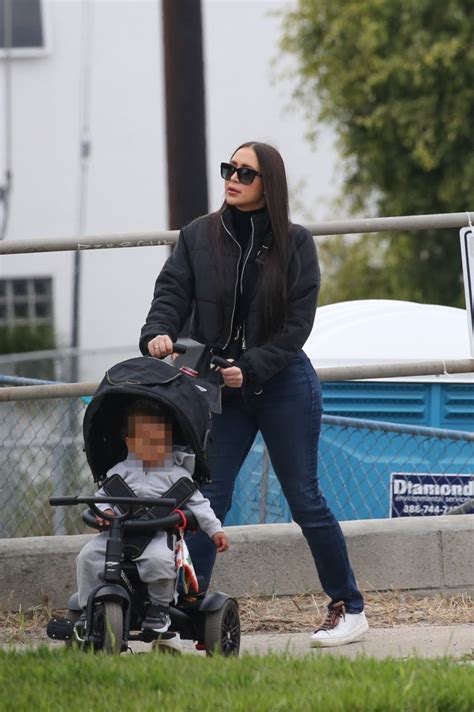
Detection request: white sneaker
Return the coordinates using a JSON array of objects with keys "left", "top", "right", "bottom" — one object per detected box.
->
[{"left": 310, "top": 601, "right": 369, "bottom": 648}]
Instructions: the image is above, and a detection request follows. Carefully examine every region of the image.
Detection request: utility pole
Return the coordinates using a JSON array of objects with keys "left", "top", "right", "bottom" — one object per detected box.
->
[
  {"left": 71, "top": 0, "right": 93, "bottom": 382},
  {"left": 0, "top": 0, "right": 13, "bottom": 241},
  {"left": 162, "top": 0, "right": 208, "bottom": 229}
]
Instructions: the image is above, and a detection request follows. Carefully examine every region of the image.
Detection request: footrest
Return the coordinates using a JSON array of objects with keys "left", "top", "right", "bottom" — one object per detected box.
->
[{"left": 46, "top": 617, "right": 75, "bottom": 641}]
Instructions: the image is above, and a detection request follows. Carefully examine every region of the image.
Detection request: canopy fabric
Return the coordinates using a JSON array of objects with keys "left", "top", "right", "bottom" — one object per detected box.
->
[{"left": 83, "top": 357, "right": 212, "bottom": 484}]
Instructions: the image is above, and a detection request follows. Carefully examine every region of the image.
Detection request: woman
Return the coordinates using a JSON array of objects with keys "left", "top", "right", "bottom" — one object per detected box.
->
[{"left": 139, "top": 141, "right": 368, "bottom": 647}]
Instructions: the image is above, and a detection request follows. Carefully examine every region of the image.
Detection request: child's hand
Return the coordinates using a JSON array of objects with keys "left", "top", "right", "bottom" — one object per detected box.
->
[
  {"left": 212, "top": 531, "right": 229, "bottom": 552},
  {"left": 96, "top": 508, "right": 115, "bottom": 528}
]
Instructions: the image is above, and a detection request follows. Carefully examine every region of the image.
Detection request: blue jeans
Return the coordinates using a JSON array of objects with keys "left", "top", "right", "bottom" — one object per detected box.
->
[{"left": 187, "top": 351, "right": 364, "bottom": 613}]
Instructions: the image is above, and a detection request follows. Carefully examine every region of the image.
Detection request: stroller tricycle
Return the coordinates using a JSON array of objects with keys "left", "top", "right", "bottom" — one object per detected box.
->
[{"left": 46, "top": 350, "right": 240, "bottom": 656}]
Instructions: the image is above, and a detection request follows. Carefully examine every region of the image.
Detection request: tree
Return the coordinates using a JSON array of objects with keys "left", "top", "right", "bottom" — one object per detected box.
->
[{"left": 280, "top": 0, "right": 474, "bottom": 306}]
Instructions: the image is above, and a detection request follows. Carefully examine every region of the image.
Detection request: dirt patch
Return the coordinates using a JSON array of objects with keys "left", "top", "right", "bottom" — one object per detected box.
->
[
  {"left": 1, "top": 591, "right": 472, "bottom": 646},
  {"left": 239, "top": 591, "right": 474, "bottom": 634}
]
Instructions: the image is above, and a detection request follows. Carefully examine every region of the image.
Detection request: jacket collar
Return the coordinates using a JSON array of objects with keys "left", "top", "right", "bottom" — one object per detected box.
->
[{"left": 221, "top": 206, "right": 272, "bottom": 251}]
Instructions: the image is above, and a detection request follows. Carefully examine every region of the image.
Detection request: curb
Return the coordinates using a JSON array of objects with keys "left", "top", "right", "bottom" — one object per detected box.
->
[{"left": 0, "top": 515, "right": 473, "bottom": 611}]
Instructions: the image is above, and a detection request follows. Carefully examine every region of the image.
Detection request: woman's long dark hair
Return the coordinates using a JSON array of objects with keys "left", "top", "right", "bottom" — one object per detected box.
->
[{"left": 212, "top": 141, "right": 291, "bottom": 341}]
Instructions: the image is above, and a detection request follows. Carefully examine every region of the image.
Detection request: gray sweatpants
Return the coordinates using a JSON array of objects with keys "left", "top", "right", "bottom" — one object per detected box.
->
[{"left": 76, "top": 531, "right": 176, "bottom": 609}]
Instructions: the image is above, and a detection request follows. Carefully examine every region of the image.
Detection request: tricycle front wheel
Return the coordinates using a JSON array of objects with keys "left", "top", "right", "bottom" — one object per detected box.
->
[{"left": 93, "top": 600, "right": 124, "bottom": 654}]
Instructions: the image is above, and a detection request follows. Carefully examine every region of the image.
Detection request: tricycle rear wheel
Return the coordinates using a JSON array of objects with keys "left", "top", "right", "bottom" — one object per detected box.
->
[{"left": 204, "top": 599, "right": 240, "bottom": 657}]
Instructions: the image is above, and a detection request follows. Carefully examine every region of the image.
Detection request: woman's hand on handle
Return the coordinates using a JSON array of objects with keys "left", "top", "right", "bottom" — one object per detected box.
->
[
  {"left": 148, "top": 335, "right": 174, "bottom": 359},
  {"left": 218, "top": 359, "right": 243, "bottom": 388},
  {"left": 221, "top": 366, "right": 243, "bottom": 388},
  {"left": 210, "top": 355, "right": 243, "bottom": 388}
]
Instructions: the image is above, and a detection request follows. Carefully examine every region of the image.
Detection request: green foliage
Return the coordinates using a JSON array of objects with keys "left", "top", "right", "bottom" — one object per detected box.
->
[
  {"left": 0, "top": 325, "right": 56, "bottom": 380},
  {"left": 0, "top": 325, "right": 55, "bottom": 354},
  {"left": 1, "top": 648, "right": 473, "bottom": 711},
  {"left": 281, "top": 0, "right": 474, "bottom": 306}
]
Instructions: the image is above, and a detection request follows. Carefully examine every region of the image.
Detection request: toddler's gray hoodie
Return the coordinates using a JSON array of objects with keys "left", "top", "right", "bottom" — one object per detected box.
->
[{"left": 95, "top": 449, "right": 222, "bottom": 539}]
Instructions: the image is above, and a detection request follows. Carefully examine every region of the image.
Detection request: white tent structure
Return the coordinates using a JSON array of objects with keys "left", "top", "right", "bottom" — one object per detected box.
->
[{"left": 304, "top": 300, "right": 473, "bottom": 382}]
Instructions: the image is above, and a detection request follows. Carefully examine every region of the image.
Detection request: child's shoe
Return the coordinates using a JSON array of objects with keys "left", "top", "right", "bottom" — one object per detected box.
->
[
  {"left": 310, "top": 601, "right": 369, "bottom": 647},
  {"left": 142, "top": 604, "right": 171, "bottom": 633}
]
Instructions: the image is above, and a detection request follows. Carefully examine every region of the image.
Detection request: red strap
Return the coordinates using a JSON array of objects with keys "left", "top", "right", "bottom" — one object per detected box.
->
[{"left": 172, "top": 508, "right": 188, "bottom": 530}]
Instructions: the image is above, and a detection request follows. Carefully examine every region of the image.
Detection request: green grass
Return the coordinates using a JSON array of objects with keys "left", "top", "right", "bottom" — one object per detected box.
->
[{"left": 0, "top": 648, "right": 473, "bottom": 712}]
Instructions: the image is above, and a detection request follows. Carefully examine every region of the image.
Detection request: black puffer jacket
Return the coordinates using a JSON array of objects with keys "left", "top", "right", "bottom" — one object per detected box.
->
[{"left": 139, "top": 208, "right": 320, "bottom": 387}]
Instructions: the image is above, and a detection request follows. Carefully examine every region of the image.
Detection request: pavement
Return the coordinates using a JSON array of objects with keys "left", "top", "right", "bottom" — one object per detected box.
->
[
  {"left": 2, "top": 623, "right": 472, "bottom": 659},
  {"left": 237, "top": 625, "right": 474, "bottom": 659},
  {"left": 20, "top": 624, "right": 468, "bottom": 660}
]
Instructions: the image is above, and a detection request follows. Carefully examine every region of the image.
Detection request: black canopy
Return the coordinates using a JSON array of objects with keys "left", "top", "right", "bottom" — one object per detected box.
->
[{"left": 83, "top": 357, "right": 213, "bottom": 485}]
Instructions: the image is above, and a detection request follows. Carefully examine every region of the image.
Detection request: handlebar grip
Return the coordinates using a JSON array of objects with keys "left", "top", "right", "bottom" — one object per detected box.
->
[
  {"left": 172, "top": 342, "right": 187, "bottom": 354},
  {"left": 210, "top": 355, "right": 232, "bottom": 369},
  {"left": 49, "top": 496, "right": 78, "bottom": 506}
]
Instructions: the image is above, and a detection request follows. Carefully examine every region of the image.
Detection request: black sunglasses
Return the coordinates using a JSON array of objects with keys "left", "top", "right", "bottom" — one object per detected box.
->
[{"left": 220, "top": 161, "right": 262, "bottom": 186}]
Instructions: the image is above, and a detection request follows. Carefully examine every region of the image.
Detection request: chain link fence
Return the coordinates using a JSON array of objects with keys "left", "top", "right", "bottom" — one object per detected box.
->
[
  {"left": 0, "top": 397, "right": 89, "bottom": 537},
  {"left": 1, "top": 393, "right": 473, "bottom": 538},
  {"left": 225, "top": 417, "right": 474, "bottom": 525}
]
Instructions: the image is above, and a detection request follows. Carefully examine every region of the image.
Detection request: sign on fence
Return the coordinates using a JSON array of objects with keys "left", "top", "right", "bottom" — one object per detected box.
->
[
  {"left": 459, "top": 225, "right": 474, "bottom": 356},
  {"left": 390, "top": 472, "right": 473, "bottom": 517}
]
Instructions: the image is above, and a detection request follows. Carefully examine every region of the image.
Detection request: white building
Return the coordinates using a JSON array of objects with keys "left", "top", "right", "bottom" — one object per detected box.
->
[{"left": 0, "top": 0, "right": 340, "bottom": 379}]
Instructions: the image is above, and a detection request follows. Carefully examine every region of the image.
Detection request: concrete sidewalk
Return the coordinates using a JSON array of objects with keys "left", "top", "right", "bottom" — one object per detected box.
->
[
  {"left": 238, "top": 625, "right": 474, "bottom": 659},
  {"left": 100, "top": 624, "right": 474, "bottom": 659},
  {"left": 4, "top": 625, "right": 473, "bottom": 659}
]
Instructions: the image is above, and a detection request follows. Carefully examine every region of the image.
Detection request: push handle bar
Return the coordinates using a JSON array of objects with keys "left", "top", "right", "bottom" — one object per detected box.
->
[
  {"left": 123, "top": 512, "right": 191, "bottom": 531},
  {"left": 50, "top": 496, "right": 176, "bottom": 507},
  {"left": 210, "top": 355, "right": 233, "bottom": 369},
  {"left": 148, "top": 341, "right": 185, "bottom": 358},
  {"left": 81, "top": 507, "right": 197, "bottom": 531},
  {"left": 172, "top": 342, "right": 187, "bottom": 355}
]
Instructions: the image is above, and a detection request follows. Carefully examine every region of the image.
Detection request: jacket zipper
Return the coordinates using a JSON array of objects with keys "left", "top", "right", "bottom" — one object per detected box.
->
[
  {"left": 240, "top": 218, "right": 255, "bottom": 351},
  {"left": 240, "top": 218, "right": 255, "bottom": 293},
  {"left": 221, "top": 215, "right": 241, "bottom": 350},
  {"left": 221, "top": 215, "right": 255, "bottom": 352},
  {"left": 238, "top": 218, "right": 254, "bottom": 351}
]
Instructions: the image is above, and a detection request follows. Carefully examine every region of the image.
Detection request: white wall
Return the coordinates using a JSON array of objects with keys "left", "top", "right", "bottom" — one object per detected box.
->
[
  {"left": 0, "top": 0, "right": 340, "bottom": 376},
  {"left": 203, "top": 0, "right": 341, "bottom": 220},
  {"left": 0, "top": 0, "right": 170, "bottom": 362}
]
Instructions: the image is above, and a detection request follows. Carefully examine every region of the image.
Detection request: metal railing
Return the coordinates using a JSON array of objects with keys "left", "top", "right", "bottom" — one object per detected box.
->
[
  {"left": 1, "top": 210, "right": 472, "bottom": 390},
  {"left": 0, "top": 211, "right": 472, "bottom": 254},
  {"left": 0, "top": 210, "right": 473, "bottom": 536},
  {"left": 0, "top": 356, "right": 474, "bottom": 403}
]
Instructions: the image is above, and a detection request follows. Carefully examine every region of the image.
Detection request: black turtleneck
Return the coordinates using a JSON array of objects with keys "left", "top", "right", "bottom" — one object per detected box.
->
[
  {"left": 223, "top": 206, "right": 267, "bottom": 359},
  {"left": 229, "top": 205, "right": 266, "bottom": 253}
]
